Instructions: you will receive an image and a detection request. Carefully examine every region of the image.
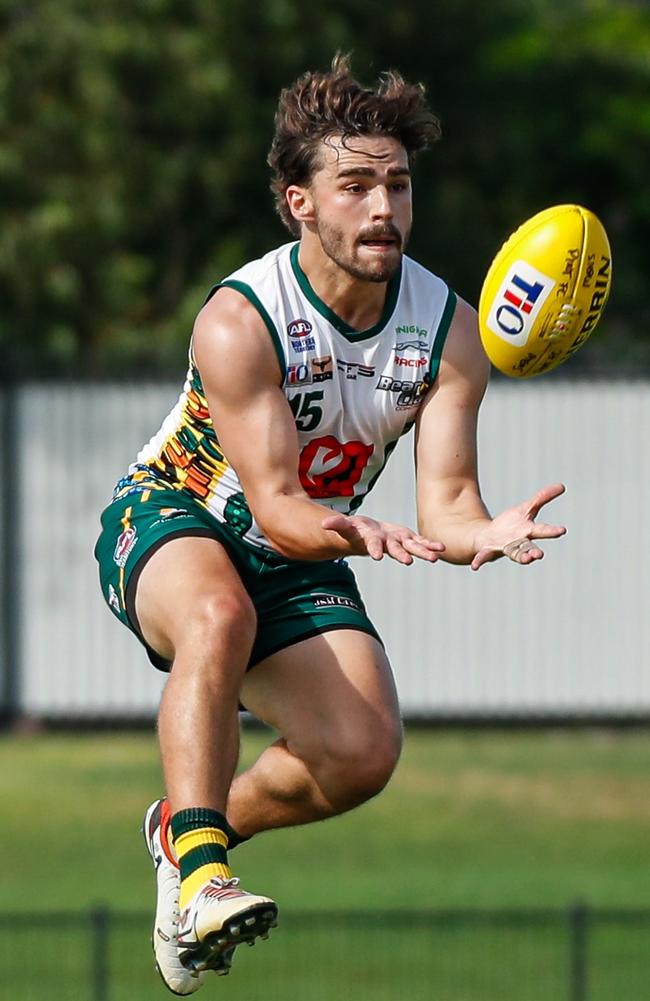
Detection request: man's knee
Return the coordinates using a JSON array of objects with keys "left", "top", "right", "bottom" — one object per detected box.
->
[
  {"left": 174, "top": 590, "right": 257, "bottom": 663},
  {"left": 310, "top": 718, "right": 403, "bottom": 809}
]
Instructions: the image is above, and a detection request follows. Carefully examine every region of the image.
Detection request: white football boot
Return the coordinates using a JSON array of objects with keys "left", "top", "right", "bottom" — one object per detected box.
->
[
  {"left": 142, "top": 799, "right": 209, "bottom": 995},
  {"left": 177, "top": 876, "right": 279, "bottom": 975}
]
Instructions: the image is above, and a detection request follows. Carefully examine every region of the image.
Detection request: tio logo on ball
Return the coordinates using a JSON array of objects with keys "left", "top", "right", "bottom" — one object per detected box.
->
[{"left": 487, "top": 261, "right": 555, "bottom": 346}]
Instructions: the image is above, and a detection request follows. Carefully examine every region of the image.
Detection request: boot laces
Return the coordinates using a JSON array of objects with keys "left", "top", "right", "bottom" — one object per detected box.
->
[{"left": 208, "top": 876, "right": 240, "bottom": 890}]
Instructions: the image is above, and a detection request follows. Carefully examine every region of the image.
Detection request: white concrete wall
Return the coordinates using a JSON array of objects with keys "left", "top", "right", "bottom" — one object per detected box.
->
[{"left": 13, "top": 380, "right": 650, "bottom": 719}]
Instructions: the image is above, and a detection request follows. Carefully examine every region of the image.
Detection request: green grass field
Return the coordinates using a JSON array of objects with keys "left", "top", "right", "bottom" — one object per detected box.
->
[
  {"left": 2, "top": 726, "right": 649, "bottom": 911},
  {"left": 2, "top": 727, "right": 649, "bottom": 1000}
]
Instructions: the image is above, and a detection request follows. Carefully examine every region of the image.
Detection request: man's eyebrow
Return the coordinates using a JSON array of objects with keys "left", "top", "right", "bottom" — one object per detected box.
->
[{"left": 336, "top": 165, "right": 411, "bottom": 178}]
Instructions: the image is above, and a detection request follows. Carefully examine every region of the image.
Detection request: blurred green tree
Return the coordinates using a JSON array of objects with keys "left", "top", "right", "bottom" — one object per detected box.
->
[{"left": 0, "top": 0, "right": 647, "bottom": 376}]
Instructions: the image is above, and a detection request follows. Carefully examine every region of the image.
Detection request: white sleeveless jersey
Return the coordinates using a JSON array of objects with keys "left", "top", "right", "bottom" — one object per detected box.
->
[{"left": 130, "top": 242, "right": 457, "bottom": 553}]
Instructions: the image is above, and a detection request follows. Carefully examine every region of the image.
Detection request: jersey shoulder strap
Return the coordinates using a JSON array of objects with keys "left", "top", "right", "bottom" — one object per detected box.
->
[
  {"left": 399, "top": 257, "right": 458, "bottom": 383},
  {"left": 204, "top": 243, "right": 296, "bottom": 379}
]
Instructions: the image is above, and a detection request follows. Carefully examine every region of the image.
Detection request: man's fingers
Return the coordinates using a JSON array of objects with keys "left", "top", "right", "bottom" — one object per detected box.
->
[
  {"left": 321, "top": 513, "right": 353, "bottom": 534},
  {"left": 365, "top": 534, "right": 385, "bottom": 560},
  {"left": 408, "top": 536, "right": 446, "bottom": 553},
  {"left": 385, "top": 537, "right": 413, "bottom": 564},
  {"left": 524, "top": 482, "right": 566, "bottom": 518},
  {"left": 473, "top": 527, "right": 564, "bottom": 572},
  {"left": 530, "top": 523, "right": 567, "bottom": 540},
  {"left": 322, "top": 515, "right": 382, "bottom": 558},
  {"left": 503, "top": 538, "right": 531, "bottom": 559},
  {"left": 385, "top": 531, "right": 444, "bottom": 564},
  {"left": 471, "top": 547, "right": 499, "bottom": 571},
  {"left": 503, "top": 537, "right": 544, "bottom": 563},
  {"left": 322, "top": 515, "right": 444, "bottom": 563},
  {"left": 472, "top": 541, "right": 542, "bottom": 570},
  {"left": 383, "top": 533, "right": 444, "bottom": 565},
  {"left": 402, "top": 536, "right": 444, "bottom": 562}
]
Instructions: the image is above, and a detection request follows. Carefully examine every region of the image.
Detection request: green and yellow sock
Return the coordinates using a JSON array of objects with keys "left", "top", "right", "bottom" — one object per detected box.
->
[
  {"left": 223, "top": 821, "right": 249, "bottom": 851},
  {"left": 171, "top": 807, "right": 233, "bottom": 910}
]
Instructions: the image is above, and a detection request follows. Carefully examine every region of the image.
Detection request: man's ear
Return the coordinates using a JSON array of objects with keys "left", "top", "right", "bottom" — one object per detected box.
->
[{"left": 286, "top": 186, "right": 315, "bottom": 227}]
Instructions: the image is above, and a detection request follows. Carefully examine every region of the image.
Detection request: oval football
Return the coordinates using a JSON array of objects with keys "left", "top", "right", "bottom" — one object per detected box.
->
[{"left": 478, "top": 204, "right": 612, "bottom": 378}]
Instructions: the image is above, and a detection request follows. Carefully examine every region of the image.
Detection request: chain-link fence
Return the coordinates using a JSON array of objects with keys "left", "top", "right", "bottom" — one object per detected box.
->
[{"left": 2, "top": 905, "right": 649, "bottom": 1001}]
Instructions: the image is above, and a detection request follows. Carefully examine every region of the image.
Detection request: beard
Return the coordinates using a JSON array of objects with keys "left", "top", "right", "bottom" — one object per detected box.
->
[{"left": 314, "top": 211, "right": 410, "bottom": 284}]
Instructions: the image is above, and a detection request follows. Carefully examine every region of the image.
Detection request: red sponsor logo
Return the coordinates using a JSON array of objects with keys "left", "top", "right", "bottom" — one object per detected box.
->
[
  {"left": 299, "top": 436, "right": 374, "bottom": 498},
  {"left": 395, "top": 355, "right": 427, "bottom": 367}
]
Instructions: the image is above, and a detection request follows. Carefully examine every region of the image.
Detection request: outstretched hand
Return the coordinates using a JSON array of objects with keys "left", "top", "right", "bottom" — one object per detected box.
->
[
  {"left": 322, "top": 513, "right": 445, "bottom": 565},
  {"left": 471, "top": 483, "right": 567, "bottom": 571}
]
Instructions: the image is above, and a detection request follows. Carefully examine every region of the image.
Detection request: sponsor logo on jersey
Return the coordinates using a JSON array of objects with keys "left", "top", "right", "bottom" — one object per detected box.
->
[
  {"left": 287, "top": 362, "right": 312, "bottom": 385},
  {"left": 311, "top": 355, "right": 333, "bottom": 382},
  {"left": 394, "top": 355, "right": 427, "bottom": 368},
  {"left": 336, "top": 360, "right": 375, "bottom": 380},
  {"left": 486, "top": 261, "right": 555, "bottom": 346},
  {"left": 395, "top": 324, "right": 427, "bottom": 337},
  {"left": 288, "top": 318, "right": 313, "bottom": 337},
  {"left": 376, "top": 375, "right": 429, "bottom": 410},
  {"left": 312, "top": 594, "right": 361, "bottom": 611},
  {"left": 107, "top": 584, "right": 121, "bottom": 615},
  {"left": 113, "top": 526, "right": 137, "bottom": 567},
  {"left": 395, "top": 339, "right": 423, "bottom": 351},
  {"left": 150, "top": 508, "right": 195, "bottom": 530},
  {"left": 291, "top": 336, "right": 316, "bottom": 352},
  {"left": 288, "top": 319, "right": 316, "bottom": 351},
  {"left": 299, "top": 436, "right": 374, "bottom": 497}
]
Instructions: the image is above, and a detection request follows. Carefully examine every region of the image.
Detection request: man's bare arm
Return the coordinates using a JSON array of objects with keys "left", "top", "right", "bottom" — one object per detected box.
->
[{"left": 415, "top": 297, "right": 566, "bottom": 568}]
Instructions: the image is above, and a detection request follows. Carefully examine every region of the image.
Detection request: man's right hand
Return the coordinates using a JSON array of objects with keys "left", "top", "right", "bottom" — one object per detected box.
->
[{"left": 321, "top": 513, "right": 445, "bottom": 565}]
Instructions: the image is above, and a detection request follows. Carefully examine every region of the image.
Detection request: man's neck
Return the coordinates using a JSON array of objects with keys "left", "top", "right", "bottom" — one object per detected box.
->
[{"left": 297, "top": 237, "right": 391, "bottom": 333}]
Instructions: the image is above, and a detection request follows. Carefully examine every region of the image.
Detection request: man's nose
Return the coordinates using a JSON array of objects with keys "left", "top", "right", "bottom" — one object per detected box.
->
[{"left": 369, "top": 186, "right": 393, "bottom": 220}]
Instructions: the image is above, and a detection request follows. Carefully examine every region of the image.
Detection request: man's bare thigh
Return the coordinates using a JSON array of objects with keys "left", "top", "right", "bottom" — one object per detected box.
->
[
  {"left": 135, "top": 535, "right": 252, "bottom": 661},
  {"left": 240, "top": 628, "right": 401, "bottom": 756}
]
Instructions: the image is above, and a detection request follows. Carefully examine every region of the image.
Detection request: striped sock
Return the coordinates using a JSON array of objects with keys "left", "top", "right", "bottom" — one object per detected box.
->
[
  {"left": 171, "top": 808, "right": 234, "bottom": 910},
  {"left": 223, "top": 820, "right": 249, "bottom": 851}
]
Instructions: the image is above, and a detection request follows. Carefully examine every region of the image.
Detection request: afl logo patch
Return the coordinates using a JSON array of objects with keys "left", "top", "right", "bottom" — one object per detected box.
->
[
  {"left": 113, "top": 526, "right": 137, "bottom": 567},
  {"left": 287, "top": 318, "right": 313, "bottom": 338}
]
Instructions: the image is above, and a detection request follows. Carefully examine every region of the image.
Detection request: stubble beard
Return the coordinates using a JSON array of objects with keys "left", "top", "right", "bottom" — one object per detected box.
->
[{"left": 315, "top": 213, "right": 409, "bottom": 284}]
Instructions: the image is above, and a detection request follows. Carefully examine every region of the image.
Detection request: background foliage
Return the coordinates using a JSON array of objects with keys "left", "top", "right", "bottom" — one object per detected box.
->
[{"left": 1, "top": 0, "right": 648, "bottom": 376}]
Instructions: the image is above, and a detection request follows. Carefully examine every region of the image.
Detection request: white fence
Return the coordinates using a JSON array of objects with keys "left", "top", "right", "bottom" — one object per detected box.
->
[{"left": 2, "top": 379, "right": 649, "bottom": 720}]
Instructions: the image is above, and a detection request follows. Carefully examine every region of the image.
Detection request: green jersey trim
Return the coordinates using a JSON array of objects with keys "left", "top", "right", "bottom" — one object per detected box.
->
[
  {"left": 216, "top": 279, "right": 287, "bottom": 379},
  {"left": 429, "top": 287, "right": 458, "bottom": 381},
  {"left": 289, "top": 243, "right": 402, "bottom": 342}
]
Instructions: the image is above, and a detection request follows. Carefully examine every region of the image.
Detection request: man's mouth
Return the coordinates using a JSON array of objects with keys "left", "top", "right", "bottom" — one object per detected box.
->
[{"left": 359, "top": 233, "right": 400, "bottom": 250}]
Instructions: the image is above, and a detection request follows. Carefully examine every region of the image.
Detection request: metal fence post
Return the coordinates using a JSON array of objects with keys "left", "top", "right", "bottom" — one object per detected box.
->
[
  {"left": 569, "top": 900, "right": 589, "bottom": 1001},
  {"left": 0, "top": 376, "right": 20, "bottom": 724},
  {"left": 91, "top": 906, "right": 110, "bottom": 1001}
]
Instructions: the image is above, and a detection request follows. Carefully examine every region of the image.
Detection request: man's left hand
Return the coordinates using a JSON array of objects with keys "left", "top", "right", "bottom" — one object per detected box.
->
[{"left": 471, "top": 483, "right": 567, "bottom": 571}]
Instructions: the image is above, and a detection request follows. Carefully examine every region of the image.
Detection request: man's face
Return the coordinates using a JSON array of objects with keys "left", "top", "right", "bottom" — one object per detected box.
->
[{"left": 306, "top": 134, "right": 413, "bottom": 283}]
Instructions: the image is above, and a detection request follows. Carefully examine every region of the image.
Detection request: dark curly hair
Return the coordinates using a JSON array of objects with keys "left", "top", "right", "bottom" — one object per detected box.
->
[{"left": 268, "top": 53, "right": 441, "bottom": 236}]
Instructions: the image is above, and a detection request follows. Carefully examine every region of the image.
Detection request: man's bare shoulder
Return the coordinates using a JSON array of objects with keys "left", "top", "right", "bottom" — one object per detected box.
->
[
  {"left": 437, "top": 296, "right": 490, "bottom": 400},
  {"left": 195, "top": 286, "right": 268, "bottom": 344},
  {"left": 192, "top": 286, "right": 282, "bottom": 384}
]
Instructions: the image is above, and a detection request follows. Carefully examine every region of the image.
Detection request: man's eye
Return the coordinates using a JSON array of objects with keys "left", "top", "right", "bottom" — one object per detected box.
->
[{"left": 345, "top": 184, "right": 364, "bottom": 193}]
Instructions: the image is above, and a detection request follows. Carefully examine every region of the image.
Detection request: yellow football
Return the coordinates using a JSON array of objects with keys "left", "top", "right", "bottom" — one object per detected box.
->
[{"left": 478, "top": 204, "right": 612, "bottom": 377}]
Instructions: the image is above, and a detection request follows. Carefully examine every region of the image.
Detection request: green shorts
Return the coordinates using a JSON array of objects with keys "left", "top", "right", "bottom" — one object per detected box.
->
[{"left": 94, "top": 483, "right": 381, "bottom": 671}]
